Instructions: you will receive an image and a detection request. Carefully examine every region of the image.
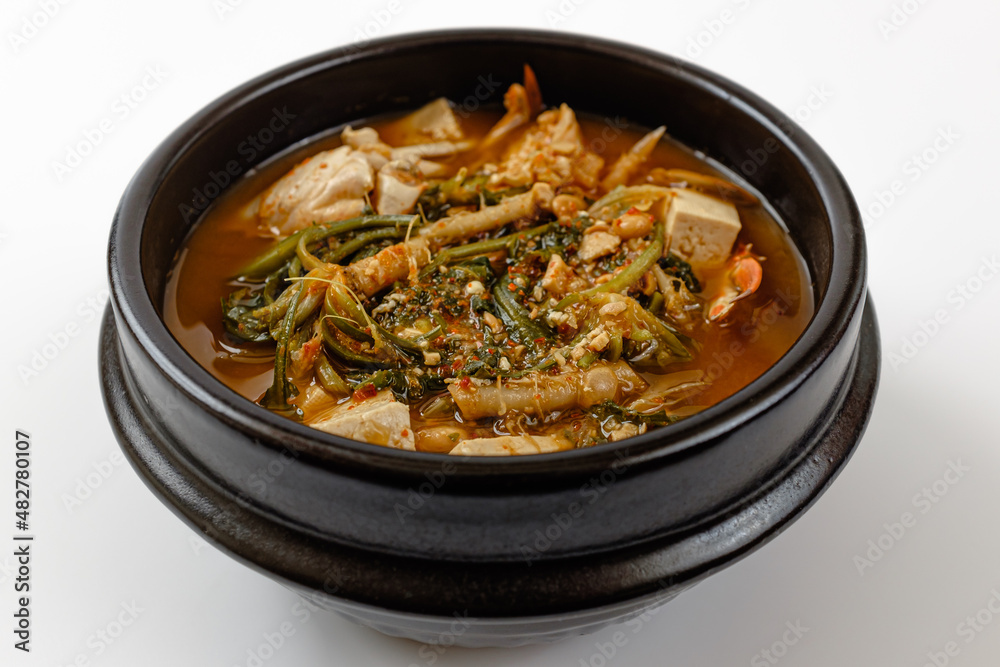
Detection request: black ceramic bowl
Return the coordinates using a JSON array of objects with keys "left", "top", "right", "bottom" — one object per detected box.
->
[{"left": 101, "top": 29, "right": 879, "bottom": 647}]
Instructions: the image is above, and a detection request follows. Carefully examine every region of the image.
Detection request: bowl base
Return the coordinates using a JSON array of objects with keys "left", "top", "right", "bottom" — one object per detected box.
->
[{"left": 101, "top": 301, "right": 879, "bottom": 646}]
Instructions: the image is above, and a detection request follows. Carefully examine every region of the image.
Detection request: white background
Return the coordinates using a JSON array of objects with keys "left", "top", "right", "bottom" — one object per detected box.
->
[{"left": 2, "top": 0, "right": 999, "bottom": 665}]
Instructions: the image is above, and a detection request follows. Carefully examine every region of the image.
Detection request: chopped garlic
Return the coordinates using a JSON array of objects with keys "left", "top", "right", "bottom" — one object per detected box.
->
[
  {"left": 588, "top": 331, "right": 611, "bottom": 352},
  {"left": 546, "top": 310, "right": 570, "bottom": 327},
  {"left": 599, "top": 301, "right": 628, "bottom": 316}
]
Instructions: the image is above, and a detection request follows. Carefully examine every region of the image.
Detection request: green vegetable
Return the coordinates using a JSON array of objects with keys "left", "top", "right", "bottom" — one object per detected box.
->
[
  {"left": 590, "top": 400, "right": 680, "bottom": 429},
  {"left": 586, "top": 185, "right": 670, "bottom": 219},
  {"left": 325, "top": 227, "right": 406, "bottom": 265},
  {"left": 320, "top": 319, "right": 396, "bottom": 369},
  {"left": 315, "top": 355, "right": 350, "bottom": 397},
  {"left": 237, "top": 215, "right": 416, "bottom": 279},
  {"left": 260, "top": 283, "right": 304, "bottom": 415},
  {"left": 659, "top": 254, "right": 701, "bottom": 293},
  {"left": 555, "top": 223, "right": 664, "bottom": 310},
  {"left": 647, "top": 292, "right": 664, "bottom": 315},
  {"left": 324, "top": 281, "right": 427, "bottom": 358},
  {"left": 346, "top": 369, "right": 446, "bottom": 402},
  {"left": 418, "top": 223, "right": 552, "bottom": 278},
  {"left": 492, "top": 277, "right": 553, "bottom": 354},
  {"left": 417, "top": 170, "right": 529, "bottom": 221},
  {"left": 566, "top": 293, "right": 692, "bottom": 369},
  {"left": 222, "top": 289, "right": 270, "bottom": 343}
]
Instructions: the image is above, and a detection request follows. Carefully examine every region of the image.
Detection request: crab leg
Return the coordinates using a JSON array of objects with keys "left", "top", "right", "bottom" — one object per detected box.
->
[
  {"left": 420, "top": 182, "right": 554, "bottom": 246},
  {"left": 706, "top": 245, "right": 763, "bottom": 321},
  {"left": 478, "top": 65, "right": 543, "bottom": 151},
  {"left": 344, "top": 182, "right": 554, "bottom": 297},
  {"left": 601, "top": 126, "right": 666, "bottom": 191},
  {"left": 447, "top": 361, "right": 646, "bottom": 420}
]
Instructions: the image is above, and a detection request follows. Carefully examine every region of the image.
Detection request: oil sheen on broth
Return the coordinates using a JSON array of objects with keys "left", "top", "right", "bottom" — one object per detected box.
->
[{"left": 164, "top": 75, "right": 813, "bottom": 456}]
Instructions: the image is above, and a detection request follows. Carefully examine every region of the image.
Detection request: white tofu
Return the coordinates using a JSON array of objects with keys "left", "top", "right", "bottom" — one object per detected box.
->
[
  {"left": 449, "top": 435, "right": 572, "bottom": 456},
  {"left": 258, "top": 146, "right": 374, "bottom": 234},
  {"left": 398, "top": 97, "right": 464, "bottom": 142},
  {"left": 662, "top": 189, "right": 741, "bottom": 267},
  {"left": 311, "top": 389, "right": 415, "bottom": 450},
  {"left": 375, "top": 164, "right": 425, "bottom": 215}
]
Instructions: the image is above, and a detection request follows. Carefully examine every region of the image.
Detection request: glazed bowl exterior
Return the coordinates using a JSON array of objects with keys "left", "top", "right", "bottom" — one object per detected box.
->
[{"left": 101, "top": 29, "right": 879, "bottom": 646}]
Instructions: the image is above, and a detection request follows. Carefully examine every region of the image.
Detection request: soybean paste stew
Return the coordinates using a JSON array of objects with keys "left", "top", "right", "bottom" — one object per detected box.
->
[{"left": 164, "top": 67, "right": 814, "bottom": 456}]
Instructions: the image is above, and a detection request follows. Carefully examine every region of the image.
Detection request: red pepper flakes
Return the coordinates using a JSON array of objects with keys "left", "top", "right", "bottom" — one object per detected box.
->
[
  {"left": 401, "top": 429, "right": 410, "bottom": 438},
  {"left": 508, "top": 282, "right": 517, "bottom": 291},
  {"left": 353, "top": 384, "right": 378, "bottom": 401},
  {"left": 459, "top": 376, "right": 472, "bottom": 389}
]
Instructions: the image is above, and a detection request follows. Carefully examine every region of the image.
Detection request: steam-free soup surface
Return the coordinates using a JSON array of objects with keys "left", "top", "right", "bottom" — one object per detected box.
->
[{"left": 165, "top": 73, "right": 813, "bottom": 456}]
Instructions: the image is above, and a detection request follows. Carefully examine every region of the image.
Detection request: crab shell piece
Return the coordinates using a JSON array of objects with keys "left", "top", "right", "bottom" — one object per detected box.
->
[{"left": 706, "top": 246, "right": 763, "bottom": 321}]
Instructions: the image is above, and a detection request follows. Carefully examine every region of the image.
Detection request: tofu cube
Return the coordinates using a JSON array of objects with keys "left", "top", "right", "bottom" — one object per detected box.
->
[
  {"left": 311, "top": 389, "right": 415, "bottom": 450},
  {"left": 449, "top": 435, "right": 571, "bottom": 456},
  {"left": 662, "top": 189, "right": 741, "bottom": 267},
  {"left": 375, "top": 165, "right": 425, "bottom": 215}
]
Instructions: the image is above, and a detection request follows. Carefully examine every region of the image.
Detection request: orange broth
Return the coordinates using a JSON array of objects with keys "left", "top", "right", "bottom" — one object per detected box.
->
[{"left": 163, "top": 110, "right": 814, "bottom": 450}]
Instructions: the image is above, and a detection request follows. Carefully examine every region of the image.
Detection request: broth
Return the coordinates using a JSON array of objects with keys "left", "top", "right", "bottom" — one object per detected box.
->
[{"left": 164, "top": 96, "right": 813, "bottom": 454}]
